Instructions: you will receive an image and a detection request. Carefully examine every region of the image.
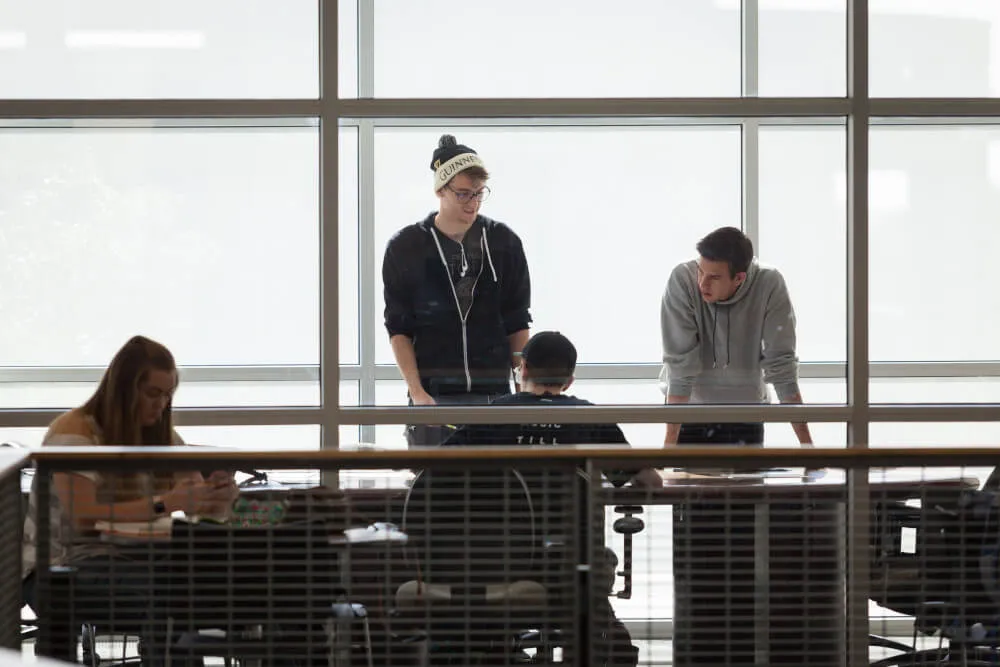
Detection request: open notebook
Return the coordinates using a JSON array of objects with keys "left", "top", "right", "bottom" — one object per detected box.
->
[
  {"left": 95, "top": 516, "right": 174, "bottom": 540},
  {"left": 670, "top": 467, "right": 806, "bottom": 480},
  {"left": 95, "top": 518, "right": 409, "bottom": 544}
]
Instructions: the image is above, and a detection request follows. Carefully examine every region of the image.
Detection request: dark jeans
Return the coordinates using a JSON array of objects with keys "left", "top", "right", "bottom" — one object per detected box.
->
[
  {"left": 405, "top": 391, "right": 506, "bottom": 447},
  {"left": 594, "top": 597, "right": 640, "bottom": 667},
  {"left": 583, "top": 548, "right": 637, "bottom": 666},
  {"left": 677, "top": 422, "right": 764, "bottom": 447}
]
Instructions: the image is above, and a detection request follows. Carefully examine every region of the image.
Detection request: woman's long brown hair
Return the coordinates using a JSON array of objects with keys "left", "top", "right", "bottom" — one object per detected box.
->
[{"left": 82, "top": 335, "right": 177, "bottom": 446}]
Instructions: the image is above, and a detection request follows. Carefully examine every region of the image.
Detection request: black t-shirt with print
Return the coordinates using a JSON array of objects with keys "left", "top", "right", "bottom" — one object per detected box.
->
[
  {"left": 443, "top": 392, "right": 636, "bottom": 486},
  {"left": 445, "top": 391, "right": 625, "bottom": 447}
]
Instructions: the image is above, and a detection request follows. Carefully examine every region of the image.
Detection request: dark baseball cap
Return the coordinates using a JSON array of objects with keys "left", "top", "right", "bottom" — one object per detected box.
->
[{"left": 520, "top": 331, "right": 577, "bottom": 386}]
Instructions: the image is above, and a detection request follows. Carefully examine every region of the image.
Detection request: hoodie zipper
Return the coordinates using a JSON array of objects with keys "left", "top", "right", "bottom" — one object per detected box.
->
[{"left": 431, "top": 226, "right": 485, "bottom": 393}]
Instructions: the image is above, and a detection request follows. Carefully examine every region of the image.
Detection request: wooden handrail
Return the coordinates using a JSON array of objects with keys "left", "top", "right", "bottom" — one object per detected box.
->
[{"left": 25, "top": 444, "right": 1000, "bottom": 469}]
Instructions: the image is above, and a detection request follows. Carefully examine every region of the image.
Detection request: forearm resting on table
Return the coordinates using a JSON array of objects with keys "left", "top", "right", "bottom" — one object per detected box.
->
[
  {"left": 632, "top": 468, "right": 664, "bottom": 489},
  {"left": 780, "top": 391, "right": 814, "bottom": 447},
  {"left": 389, "top": 334, "right": 425, "bottom": 396},
  {"left": 56, "top": 474, "right": 164, "bottom": 525},
  {"left": 663, "top": 394, "right": 690, "bottom": 446}
]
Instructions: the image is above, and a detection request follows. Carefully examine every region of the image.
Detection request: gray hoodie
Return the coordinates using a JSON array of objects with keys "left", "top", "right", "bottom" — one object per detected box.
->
[{"left": 659, "top": 258, "right": 801, "bottom": 404}]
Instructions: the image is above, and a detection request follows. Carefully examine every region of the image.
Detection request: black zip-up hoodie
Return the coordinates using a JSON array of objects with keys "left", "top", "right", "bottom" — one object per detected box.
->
[{"left": 383, "top": 213, "right": 531, "bottom": 397}]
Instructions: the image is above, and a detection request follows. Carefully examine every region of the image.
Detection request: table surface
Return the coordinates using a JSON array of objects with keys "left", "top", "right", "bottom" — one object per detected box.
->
[
  {"left": 94, "top": 517, "right": 407, "bottom": 545},
  {"left": 604, "top": 466, "right": 981, "bottom": 503}
]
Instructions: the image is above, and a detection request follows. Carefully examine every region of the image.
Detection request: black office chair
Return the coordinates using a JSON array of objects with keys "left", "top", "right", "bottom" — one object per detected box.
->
[
  {"left": 40, "top": 563, "right": 155, "bottom": 667},
  {"left": 395, "top": 466, "right": 576, "bottom": 666},
  {"left": 868, "top": 477, "right": 1000, "bottom": 667}
]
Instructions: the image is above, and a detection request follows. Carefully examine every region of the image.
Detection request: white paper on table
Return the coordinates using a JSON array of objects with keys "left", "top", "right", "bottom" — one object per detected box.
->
[{"left": 95, "top": 516, "right": 174, "bottom": 540}]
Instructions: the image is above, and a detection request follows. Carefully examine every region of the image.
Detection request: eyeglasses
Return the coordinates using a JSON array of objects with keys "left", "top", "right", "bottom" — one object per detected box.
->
[{"left": 446, "top": 184, "right": 491, "bottom": 204}]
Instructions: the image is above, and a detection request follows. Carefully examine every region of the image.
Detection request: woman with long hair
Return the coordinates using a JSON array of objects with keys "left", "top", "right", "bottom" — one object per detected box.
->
[{"left": 21, "top": 335, "right": 238, "bottom": 663}]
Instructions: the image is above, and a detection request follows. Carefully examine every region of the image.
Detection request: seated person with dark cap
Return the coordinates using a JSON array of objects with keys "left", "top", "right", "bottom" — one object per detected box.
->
[
  {"left": 444, "top": 331, "right": 658, "bottom": 667},
  {"left": 444, "top": 330, "right": 660, "bottom": 488}
]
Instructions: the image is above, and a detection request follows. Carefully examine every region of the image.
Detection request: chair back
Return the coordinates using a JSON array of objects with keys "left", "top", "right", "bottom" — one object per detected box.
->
[
  {"left": 872, "top": 487, "right": 1000, "bottom": 634},
  {"left": 402, "top": 466, "right": 539, "bottom": 590}
]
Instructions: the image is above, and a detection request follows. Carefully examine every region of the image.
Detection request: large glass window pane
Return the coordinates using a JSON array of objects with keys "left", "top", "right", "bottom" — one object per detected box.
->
[
  {"left": 0, "top": 428, "right": 46, "bottom": 448},
  {"left": 372, "top": 125, "right": 742, "bottom": 385},
  {"left": 0, "top": 121, "right": 321, "bottom": 406},
  {"left": 870, "top": 2, "right": 1000, "bottom": 97},
  {"left": 177, "top": 424, "right": 321, "bottom": 450},
  {"left": 870, "top": 126, "right": 1000, "bottom": 372},
  {"left": 870, "top": 377, "right": 1000, "bottom": 404},
  {"left": 338, "top": 0, "right": 359, "bottom": 99},
  {"left": 176, "top": 424, "right": 323, "bottom": 485},
  {"left": 373, "top": 1, "right": 740, "bottom": 98},
  {"left": 871, "top": 420, "right": 1000, "bottom": 452},
  {"left": 373, "top": 380, "right": 410, "bottom": 449},
  {"left": 758, "top": 124, "right": 846, "bottom": 367},
  {"left": 0, "top": 1, "right": 320, "bottom": 99},
  {"left": 0, "top": 379, "right": 321, "bottom": 409},
  {"left": 573, "top": 378, "right": 846, "bottom": 445},
  {"left": 2, "top": 425, "right": 329, "bottom": 450},
  {"left": 756, "top": 0, "right": 846, "bottom": 96}
]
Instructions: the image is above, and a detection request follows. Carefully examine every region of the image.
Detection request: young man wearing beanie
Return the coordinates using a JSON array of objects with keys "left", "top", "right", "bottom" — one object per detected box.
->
[
  {"left": 383, "top": 134, "right": 532, "bottom": 447},
  {"left": 659, "top": 226, "right": 813, "bottom": 447}
]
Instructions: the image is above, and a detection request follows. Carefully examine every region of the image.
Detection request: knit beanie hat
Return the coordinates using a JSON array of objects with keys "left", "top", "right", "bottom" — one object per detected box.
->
[{"left": 430, "top": 134, "right": 486, "bottom": 191}]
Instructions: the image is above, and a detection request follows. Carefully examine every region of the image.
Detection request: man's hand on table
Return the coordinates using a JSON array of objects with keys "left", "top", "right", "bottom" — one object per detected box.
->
[{"left": 632, "top": 468, "right": 664, "bottom": 489}]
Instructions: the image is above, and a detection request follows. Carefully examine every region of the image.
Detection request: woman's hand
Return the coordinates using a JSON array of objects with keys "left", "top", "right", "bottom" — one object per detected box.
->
[
  {"left": 163, "top": 475, "right": 237, "bottom": 516},
  {"left": 199, "top": 471, "right": 240, "bottom": 517}
]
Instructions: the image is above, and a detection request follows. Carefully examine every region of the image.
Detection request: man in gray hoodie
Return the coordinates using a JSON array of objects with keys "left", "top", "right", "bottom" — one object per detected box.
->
[{"left": 659, "top": 226, "right": 812, "bottom": 447}]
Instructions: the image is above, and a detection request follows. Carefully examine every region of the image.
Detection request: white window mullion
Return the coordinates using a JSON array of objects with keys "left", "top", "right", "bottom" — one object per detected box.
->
[
  {"left": 356, "top": 0, "right": 377, "bottom": 445},
  {"left": 320, "top": 0, "right": 341, "bottom": 456},
  {"left": 741, "top": 0, "right": 760, "bottom": 253},
  {"left": 358, "top": 120, "right": 377, "bottom": 446}
]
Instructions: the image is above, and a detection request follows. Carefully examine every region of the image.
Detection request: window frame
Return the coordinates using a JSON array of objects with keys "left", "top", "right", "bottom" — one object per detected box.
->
[
  {"left": 4, "top": 0, "right": 1000, "bottom": 653},
  {"left": 0, "top": 1, "right": 994, "bottom": 440}
]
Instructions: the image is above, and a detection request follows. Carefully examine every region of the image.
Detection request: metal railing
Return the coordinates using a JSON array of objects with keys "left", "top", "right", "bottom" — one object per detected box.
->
[{"left": 15, "top": 446, "right": 1000, "bottom": 666}]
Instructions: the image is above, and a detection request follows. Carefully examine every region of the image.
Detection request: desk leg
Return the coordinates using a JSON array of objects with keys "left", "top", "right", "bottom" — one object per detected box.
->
[
  {"left": 753, "top": 504, "right": 770, "bottom": 667},
  {"left": 673, "top": 499, "right": 844, "bottom": 667},
  {"left": 767, "top": 501, "right": 843, "bottom": 666},
  {"left": 673, "top": 500, "right": 756, "bottom": 666}
]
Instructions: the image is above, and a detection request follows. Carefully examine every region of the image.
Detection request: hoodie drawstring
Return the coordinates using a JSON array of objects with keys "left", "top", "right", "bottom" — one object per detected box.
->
[
  {"left": 711, "top": 306, "right": 719, "bottom": 369},
  {"left": 711, "top": 305, "right": 731, "bottom": 370},
  {"left": 482, "top": 229, "right": 498, "bottom": 282},
  {"left": 725, "top": 308, "right": 731, "bottom": 369}
]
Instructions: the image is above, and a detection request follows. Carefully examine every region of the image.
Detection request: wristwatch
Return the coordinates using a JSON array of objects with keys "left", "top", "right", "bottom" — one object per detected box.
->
[{"left": 152, "top": 496, "right": 167, "bottom": 516}]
